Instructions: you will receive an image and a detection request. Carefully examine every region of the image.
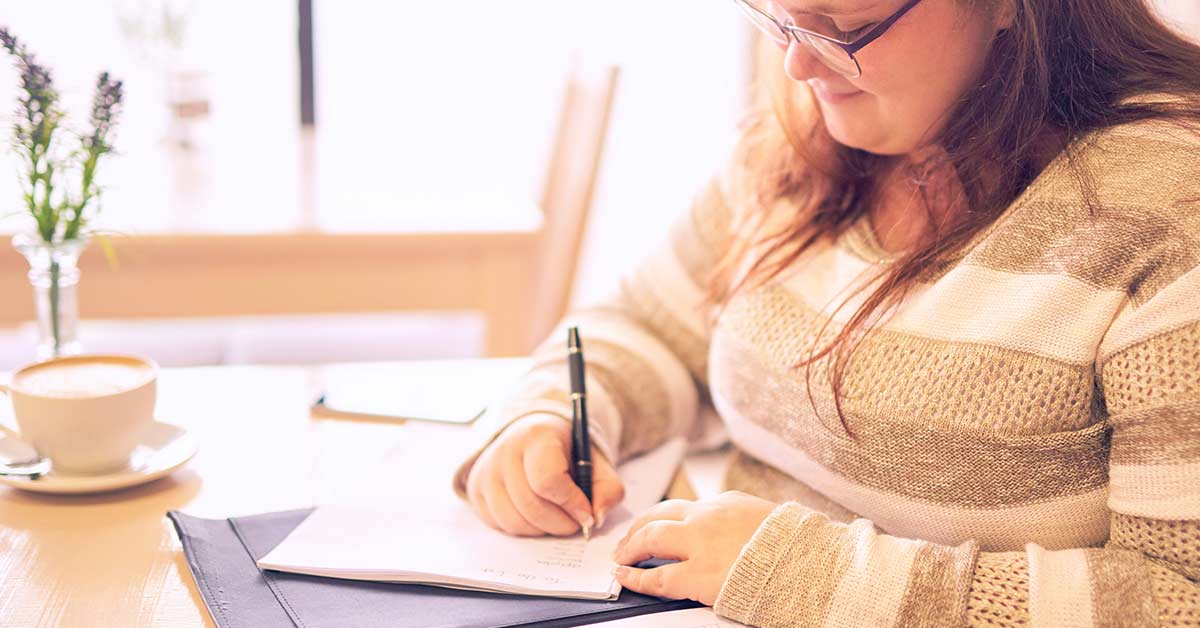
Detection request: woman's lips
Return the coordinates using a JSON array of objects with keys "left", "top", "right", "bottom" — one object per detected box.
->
[{"left": 809, "top": 82, "right": 863, "bottom": 104}]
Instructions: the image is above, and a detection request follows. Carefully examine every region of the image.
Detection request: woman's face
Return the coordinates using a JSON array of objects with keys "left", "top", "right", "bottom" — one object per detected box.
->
[{"left": 768, "top": 0, "right": 1011, "bottom": 155}]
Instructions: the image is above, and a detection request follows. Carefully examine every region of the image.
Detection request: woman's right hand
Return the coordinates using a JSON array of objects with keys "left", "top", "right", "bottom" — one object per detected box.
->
[{"left": 465, "top": 413, "right": 625, "bottom": 537}]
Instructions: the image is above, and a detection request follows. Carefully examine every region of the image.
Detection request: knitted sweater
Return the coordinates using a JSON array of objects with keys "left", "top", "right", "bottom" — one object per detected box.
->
[{"left": 453, "top": 119, "right": 1200, "bottom": 627}]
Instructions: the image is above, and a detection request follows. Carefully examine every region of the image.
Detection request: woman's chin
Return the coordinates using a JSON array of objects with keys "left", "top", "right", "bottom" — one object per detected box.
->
[
  {"left": 822, "top": 117, "right": 910, "bottom": 156},
  {"left": 824, "top": 121, "right": 883, "bottom": 153}
]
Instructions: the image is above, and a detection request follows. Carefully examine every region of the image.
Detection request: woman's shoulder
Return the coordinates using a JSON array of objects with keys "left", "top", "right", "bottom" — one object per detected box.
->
[
  {"left": 1070, "top": 98, "right": 1200, "bottom": 191},
  {"left": 971, "top": 108, "right": 1200, "bottom": 306},
  {"left": 1031, "top": 105, "right": 1200, "bottom": 218}
]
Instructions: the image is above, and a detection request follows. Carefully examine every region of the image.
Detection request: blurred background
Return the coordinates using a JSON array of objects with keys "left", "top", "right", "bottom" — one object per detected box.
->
[{"left": 0, "top": 0, "right": 1195, "bottom": 369}]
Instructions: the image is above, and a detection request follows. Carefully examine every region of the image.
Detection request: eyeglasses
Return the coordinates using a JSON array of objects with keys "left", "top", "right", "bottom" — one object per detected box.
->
[{"left": 733, "top": 0, "right": 924, "bottom": 78}]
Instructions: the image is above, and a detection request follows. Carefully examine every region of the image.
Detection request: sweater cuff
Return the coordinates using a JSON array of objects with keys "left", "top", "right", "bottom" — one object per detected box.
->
[{"left": 714, "top": 501, "right": 814, "bottom": 622}]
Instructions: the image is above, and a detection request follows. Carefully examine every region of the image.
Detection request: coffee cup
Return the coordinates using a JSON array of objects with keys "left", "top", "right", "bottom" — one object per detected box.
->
[{"left": 3, "top": 354, "right": 157, "bottom": 475}]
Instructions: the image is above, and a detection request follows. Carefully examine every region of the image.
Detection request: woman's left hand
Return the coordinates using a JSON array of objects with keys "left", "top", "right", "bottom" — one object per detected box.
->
[{"left": 611, "top": 491, "right": 778, "bottom": 605}]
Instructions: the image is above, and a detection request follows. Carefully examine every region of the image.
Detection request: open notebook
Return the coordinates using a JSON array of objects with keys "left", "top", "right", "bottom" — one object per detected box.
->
[{"left": 258, "top": 438, "right": 688, "bottom": 600}]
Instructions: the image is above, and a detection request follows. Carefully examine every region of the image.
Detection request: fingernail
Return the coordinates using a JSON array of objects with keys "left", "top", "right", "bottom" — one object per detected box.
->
[
  {"left": 582, "top": 515, "right": 595, "bottom": 530},
  {"left": 596, "top": 510, "right": 606, "bottom": 528},
  {"left": 612, "top": 566, "right": 628, "bottom": 578}
]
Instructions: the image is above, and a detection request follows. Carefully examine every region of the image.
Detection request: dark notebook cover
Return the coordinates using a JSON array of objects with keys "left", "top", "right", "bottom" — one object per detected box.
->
[{"left": 168, "top": 508, "right": 701, "bottom": 628}]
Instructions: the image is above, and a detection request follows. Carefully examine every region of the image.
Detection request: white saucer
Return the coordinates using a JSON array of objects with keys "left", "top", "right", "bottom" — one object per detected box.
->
[{"left": 0, "top": 421, "right": 197, "bottom": 495}]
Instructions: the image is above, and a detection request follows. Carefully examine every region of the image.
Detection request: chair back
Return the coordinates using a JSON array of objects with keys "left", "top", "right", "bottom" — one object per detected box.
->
[{"left": 527, "top": 61, "right": 620, "bottom": 349}]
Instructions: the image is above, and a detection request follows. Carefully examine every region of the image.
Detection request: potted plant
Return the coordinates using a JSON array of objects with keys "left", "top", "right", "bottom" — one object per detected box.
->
[{"left": 2, "top": 27, "right": 123, "bottom": 359}]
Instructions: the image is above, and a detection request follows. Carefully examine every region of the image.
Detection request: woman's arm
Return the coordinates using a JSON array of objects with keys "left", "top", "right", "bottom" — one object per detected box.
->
[{"left": 452, "top": 171, "right": 735, "bottom": 497}]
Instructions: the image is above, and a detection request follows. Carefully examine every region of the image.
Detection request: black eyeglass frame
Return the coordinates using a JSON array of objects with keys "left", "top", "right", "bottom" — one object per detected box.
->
[{"left": 734, "top": 0, "right": 925, "bottom": 77}]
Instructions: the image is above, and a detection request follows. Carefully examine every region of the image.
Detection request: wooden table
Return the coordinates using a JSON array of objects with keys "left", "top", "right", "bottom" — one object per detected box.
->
[
  {"left": 0, "top": 363, "right": 722, "bottom": 628},
  {"left": 0, "top": 226, "right": 544, "bottom": 358},
  {"left": 0, "top": 363, "right": 500, "bottom": 628}
]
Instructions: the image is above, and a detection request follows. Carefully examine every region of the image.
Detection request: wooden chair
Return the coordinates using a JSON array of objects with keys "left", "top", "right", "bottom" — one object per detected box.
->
[{"left": 525, "top": 62, "right": 621, "bottom": 351}]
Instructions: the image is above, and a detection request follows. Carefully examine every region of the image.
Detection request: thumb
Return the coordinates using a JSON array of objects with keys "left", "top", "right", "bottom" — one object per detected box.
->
[{"left": 590, "top": 450, "right": 625, "bottom": 529}]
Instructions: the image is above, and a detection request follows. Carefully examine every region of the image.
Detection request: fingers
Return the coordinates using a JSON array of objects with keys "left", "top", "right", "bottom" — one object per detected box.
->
[
  {"left": 505, "top": 445, "right": 580, "bottom": 536},
  {"left": 469, "top": 441, "right": 543, "bottom": 536},
  {"left": 483, "top": 474, "right": 544, "bottom": 536},
  {"left": 463, "top": 413, "right": 629, "bottom": 539},
  {"left": 590, "top": 452, "right": 625, "bottom": 529},
  {"left": 466, "top": 472, "right": 498, "bottom": 531},
  {"left": 618, "top": 499, "right": 692, "bottom": 547},
  {"left": 524, "top": 437, "right": 595, "bottom": 529},
  {"left": 613, "top": 561, "right": 691, "bottom": 601},
  {"left": 613, "top": 520, "right": 690, "bottom": 565},
  {"left": 465, "top": 450, "right": 499, "bottom": 530}
]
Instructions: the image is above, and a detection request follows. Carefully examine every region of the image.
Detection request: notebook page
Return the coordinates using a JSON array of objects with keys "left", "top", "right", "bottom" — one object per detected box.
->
[{"left": 258, "top": 438, "right": 687, "bottom": 599}]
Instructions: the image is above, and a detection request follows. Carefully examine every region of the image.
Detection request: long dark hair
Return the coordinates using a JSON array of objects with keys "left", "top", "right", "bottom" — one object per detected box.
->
[{"left": 710, "top": 0, "right": 1200, "bottom": 433}]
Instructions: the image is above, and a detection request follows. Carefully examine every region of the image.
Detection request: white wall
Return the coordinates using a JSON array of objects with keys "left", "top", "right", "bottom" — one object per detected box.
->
[
  {"left": 1154, "top": 0, "right": 1200, "bottom": 38},
  {"left": 308, "top": 0, "right": 751, "bottom": 306},
  {"left": 568, "top": 4, "right": 750, "bottom": 307}
]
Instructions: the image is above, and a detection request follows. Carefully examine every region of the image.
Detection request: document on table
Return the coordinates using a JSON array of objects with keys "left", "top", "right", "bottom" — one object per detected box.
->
[
  {"left": 589, "top": 607, "right": 749, "bottom": 627},
  {"left": 258, "top": 438, "right": 687, "bottom": 600}
]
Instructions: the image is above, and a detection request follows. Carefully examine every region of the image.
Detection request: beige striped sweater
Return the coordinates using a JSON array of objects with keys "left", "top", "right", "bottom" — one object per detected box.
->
[{"left": 454, "top": 119, "right": 1200, "bottom": 627}]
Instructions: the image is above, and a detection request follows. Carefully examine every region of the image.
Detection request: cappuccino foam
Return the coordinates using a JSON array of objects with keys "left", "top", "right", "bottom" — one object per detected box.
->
[{"left": 14, "top": 358, "right": 153, "bottom": 398}]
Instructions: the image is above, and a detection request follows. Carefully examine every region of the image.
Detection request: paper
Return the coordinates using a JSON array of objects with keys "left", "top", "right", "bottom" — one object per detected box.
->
[
  {"left": 315, "top": 358, "right": 532, "bottom": 423},
  {"left": 258, "top": 438, "right": 687, "bottom": 600},
  {"left": 589, "top": 607, "right": 749, "bottom": 627}
]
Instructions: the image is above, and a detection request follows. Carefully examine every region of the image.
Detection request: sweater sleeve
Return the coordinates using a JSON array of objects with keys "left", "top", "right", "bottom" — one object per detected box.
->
[
  {"left": 712, "top": 268, "right": 1200, "bottom": 627},
  {"left": 451, "top": 173, "right": 735, "bottom": 498}
]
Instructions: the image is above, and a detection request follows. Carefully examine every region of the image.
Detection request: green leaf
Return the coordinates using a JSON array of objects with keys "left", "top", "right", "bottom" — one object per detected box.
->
[{"left": 94, "top": 233, "right": 119, "bottom": 270}]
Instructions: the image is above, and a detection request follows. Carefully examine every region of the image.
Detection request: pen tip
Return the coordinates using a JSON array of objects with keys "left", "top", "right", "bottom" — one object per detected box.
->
[{"left": 583, "top": 524, "right": 591, "bottom": 540}]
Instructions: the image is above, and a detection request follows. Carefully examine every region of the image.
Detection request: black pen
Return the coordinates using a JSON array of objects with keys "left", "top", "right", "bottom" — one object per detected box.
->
[{"left": 567, "top": 326, "right": 593, "bottom": 540}]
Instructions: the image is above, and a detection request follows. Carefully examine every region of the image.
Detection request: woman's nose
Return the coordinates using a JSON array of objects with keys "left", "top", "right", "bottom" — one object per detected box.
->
[{"left": 783, "top": 40, "right": 828, "bottom": 82}]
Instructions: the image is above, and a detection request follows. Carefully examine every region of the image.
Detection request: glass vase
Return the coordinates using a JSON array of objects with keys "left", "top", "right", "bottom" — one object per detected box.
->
[{"left": 12, "top": 233, "right": 87, "bottom": 360}]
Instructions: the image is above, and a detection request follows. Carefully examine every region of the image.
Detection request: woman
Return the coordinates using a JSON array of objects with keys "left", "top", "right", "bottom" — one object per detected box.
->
[{"left": 454, "top": 0, "right": 1200, "bottom": 625}]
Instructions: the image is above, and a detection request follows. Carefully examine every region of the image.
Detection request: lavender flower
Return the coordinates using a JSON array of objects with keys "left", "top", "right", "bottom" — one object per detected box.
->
[
  {"left": 65, "top": 72, "right": 124, "bottom": 240},
  {"left": 84, "top": 72, "right": 124, "bottom": 156},
  {"left": 2, "top": 26, "right": 64, "bottom": 242},
  {"left": 2, "top": 26, "right": 123, "bottom": 242}
]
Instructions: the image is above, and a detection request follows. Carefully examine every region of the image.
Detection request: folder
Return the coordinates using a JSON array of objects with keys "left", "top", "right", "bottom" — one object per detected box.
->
[{"left": 169, "top": 508, "right": 701, "bottom": 628}]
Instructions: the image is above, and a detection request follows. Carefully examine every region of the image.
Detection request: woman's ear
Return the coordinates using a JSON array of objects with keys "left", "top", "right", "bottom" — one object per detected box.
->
[{"left": 993, "top": 0, "right": 1018, "bottom": 31}]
